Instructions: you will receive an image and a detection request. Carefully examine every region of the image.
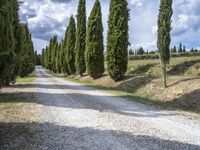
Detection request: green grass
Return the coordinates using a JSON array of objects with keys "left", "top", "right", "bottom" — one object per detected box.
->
[
  {"left": 128, "top": 56, "right": 200, "bottom": 76},
  {"left": 16, "top": 71, "right": 36, "bottom": 84}
]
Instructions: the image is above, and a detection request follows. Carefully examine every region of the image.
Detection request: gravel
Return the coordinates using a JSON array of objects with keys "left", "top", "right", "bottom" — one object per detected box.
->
[{"left": 1, "top": 66, "right": 200, "bottom": 150}]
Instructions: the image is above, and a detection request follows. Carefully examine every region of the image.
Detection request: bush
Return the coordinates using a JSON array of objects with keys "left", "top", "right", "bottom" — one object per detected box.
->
[{"left": 129, "top": 52, "right": 200, "bottom": 60}]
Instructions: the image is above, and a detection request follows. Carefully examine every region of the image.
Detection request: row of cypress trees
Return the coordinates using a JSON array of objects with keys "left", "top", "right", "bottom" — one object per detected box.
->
[
  {"left": 0, "top": 0, "right": 35, "bottom": 88},
  {"left": 42, "top": 0, "right": 129, "bottom": 81}
]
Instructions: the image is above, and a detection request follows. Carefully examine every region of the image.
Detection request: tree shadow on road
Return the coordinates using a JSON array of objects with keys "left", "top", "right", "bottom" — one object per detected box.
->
[
  {"left": 0, "top": 90, "right": 176, "bottom": 118},
  {"left": 0, "top": 122, "right": 200, "bottom": 150}
]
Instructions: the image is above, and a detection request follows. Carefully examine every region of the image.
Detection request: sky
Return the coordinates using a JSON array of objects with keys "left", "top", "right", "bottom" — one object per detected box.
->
[{"left": 19, "top": 0, "right": 200, "bottom": 53}]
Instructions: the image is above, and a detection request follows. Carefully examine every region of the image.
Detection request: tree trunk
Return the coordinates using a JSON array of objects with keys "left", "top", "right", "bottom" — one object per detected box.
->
[{"left": 160, "top": 58, "right": 167, "bottom": 88}]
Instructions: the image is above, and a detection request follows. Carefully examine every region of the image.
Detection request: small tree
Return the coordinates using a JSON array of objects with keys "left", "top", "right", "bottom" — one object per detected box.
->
[
  {"left": 107, "top": 0, "right": 129, "bottom": 81},
  {"left": 178, "top": 43, "right": 183, "bottom": 53},
  {"left": 85, "top": 0, "right": 104, "bottom": 79},
  {"left": 183, "top": 46, "right": 186, "bottom": 53},
  {"left": 157, "top": 0, "right": 173, "bottom": 88},
  {"left": 66, "top": 16, "right": 76, "bottom": 74}
]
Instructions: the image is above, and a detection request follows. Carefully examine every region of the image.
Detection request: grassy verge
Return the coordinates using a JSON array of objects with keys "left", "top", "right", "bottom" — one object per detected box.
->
[
  {"left": 16, "top": 71, "right": 36, "bottom": 84},
  {"left": 0, "top": 70, "right": 38, "bottom": 122}
]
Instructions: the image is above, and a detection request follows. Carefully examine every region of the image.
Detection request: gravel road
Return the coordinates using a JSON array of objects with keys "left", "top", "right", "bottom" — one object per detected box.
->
[{"left": 2, "top": 66, "right": 200, "bottom": 150}]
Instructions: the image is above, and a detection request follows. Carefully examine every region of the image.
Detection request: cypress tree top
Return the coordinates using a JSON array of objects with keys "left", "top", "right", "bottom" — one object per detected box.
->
[{"left": 157, "top": 0, "right": 173, "bottom": 64}]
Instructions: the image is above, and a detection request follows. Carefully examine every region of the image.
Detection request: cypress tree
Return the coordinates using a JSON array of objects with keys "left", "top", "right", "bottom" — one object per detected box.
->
[
  {"left": 183, "top": 45, "right": 186, "bottom": 53},
  {"left": 85, "top": 0, "right": 104, "bottom": 79},
  {"left": 56, "top": 42, "right": 62, "bottom": 73},
  {"left": 178, "top": 43, "right": 183, "bottom": 53},
  {"left": 0, "top": 0, "right": 15, "bottom": 86},
  {"left": 157, "top": 0, "right": 173, "bottom": 88},
  {"left": 41, "top": 48, "right": 45, "bottom": 67},
  {"left": 51, "top": 35, "right": 58, "bottom": 72},
  {"left": 66, "top": 16, "right": 76, "bottom": 74},
  {"left": 61, "top": 27, "right": 70, "bottom": 75},
  {"left": 10, "top": 0, "right": 22, "bottom": 83},
  {"left": 107, "top": 0, "right": 129, "bottom": 81},
  {"left": 20, "top": 24, "right": 35, "bottom": 77},
  {"left": 75, "top": 0, "right": 86, "bottom": 76},
  {"left": 47, "top": 38, "right": 53, "bottom": 70},
  {"left": 173, "top": 46, "right": 177, "bottom": 53}
]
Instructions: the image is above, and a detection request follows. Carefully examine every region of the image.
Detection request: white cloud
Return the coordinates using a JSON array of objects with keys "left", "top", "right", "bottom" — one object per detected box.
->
[{"left": 19, "top": 0, "right": 200, "bottom": 52}]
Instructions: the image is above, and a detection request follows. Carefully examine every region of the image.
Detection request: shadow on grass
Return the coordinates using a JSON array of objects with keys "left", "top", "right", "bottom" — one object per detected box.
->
[
  {"left": 166, "top": 89, "right": 200, "bottom": 113},
  {"left": 168, "top": 77, "right": 200, "bottom": 87},
  {"left": 129, "top": 64, "right": 157, "bottom": 75},
  {"left": 168, "top": 59, "right": 200, "bottom": 75},
  {"left": 116, "top": 75, "right": 158, "bottom": 93},
  {"left": 1, "top": 122, "right": 200, "bottom": 150}
]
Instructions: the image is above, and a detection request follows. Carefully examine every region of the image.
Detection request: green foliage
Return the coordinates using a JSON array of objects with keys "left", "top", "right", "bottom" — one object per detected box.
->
[
  {"left": 75, "top": 0, "right": 86, "bottom": 76},
  {"left": 107, "top": 0, "right": 129, "bottom": 81},
  {"left": 56, "top": 43, "right": 62, "bottom": 73},
  {"left": 0, "top": 0, "right": 15, "bottom": 86},
  {"left": 85, "top": 0, "right": 104, "bottom": 79},
  {"left": 178, "top": 43, "right": 183, "bottom": 53},
  {"left": 20, "top": 24, "right": 35, "bottom": 77},
  {"left": 66, "top": 16, "right": 76, "bottom": 74},
  {"left": 157, "top": 0, "right": 173, "bottom": 87},
  {"left": 157, "top": 0, "right": 172, "bottom": 64},
  {"left": 129, "top": 52, "right": 200, "bottom": 60},
  {"left": 60, "top": 27, "right": 70, "bottom": 75}
]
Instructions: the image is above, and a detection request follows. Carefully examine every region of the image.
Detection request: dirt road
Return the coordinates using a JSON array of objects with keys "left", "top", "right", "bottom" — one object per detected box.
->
[{"left": 1, "top": 66, "right": 200, "bottom": 150}]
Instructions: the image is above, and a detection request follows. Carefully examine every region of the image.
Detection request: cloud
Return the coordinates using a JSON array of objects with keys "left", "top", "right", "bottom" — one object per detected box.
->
[
  {"left": 19, "top": 0, "right": 200, "bottom": 52},
  {"left": 50, "top": 0, "right": 71, "bottom": 3}
]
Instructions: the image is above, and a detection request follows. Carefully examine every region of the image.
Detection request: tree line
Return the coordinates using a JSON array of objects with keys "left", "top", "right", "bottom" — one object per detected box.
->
[
  {"left": 41, "top": 0, "right": 172, "bottom": 87},
  {"left": 129, "top": 44, "right": 200, "bottom": 56},
  {"left": 0, "top": 0, "right": 35, "bottom": 88},
  {"left": 41, "top": 0, "right": 129, "bottom": 81}
]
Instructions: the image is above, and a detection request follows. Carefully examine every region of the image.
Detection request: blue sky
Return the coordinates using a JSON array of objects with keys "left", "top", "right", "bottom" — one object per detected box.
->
[{"left": 19, "top": 0, "right": 200, "bottom": 53}]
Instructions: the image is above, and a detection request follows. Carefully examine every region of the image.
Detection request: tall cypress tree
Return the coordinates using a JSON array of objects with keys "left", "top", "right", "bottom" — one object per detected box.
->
[
  {"left": 56, "top": 42, "right": 62, "bottom": 73},
  {"left": 20, "top": 24, "right": 35, "bottom": 77},
  {"left": 66, "top": 16, "right": 76, "bottom": 74},
  {"left": 61, "top": 27, "right": 70, "bottom": 75},
  {"left": 0, "top": 0, "right": 15, "bottom": 86},
  {"left": 107, "top": 0, "right": 129, "bottom": 81},
  {"left": 10, "top": 0, "right": 22, "bottom": 83},
  {"left": 85, "top": 0, "right": 104, "bottom": 79},
  {"left": 75, "top": 0, "right": 86, "bottom": 76},
  {"left": 157, "top": 0, "right": 173, "bottom": 88},
  {"left": 51, "top": 35, "right": 57, "bottom": 72}
]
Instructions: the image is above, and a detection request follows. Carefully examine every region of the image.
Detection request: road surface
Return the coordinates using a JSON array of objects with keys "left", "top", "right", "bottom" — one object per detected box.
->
[{"left": 1, "top": 66, "right": 200, "bottom": 150}]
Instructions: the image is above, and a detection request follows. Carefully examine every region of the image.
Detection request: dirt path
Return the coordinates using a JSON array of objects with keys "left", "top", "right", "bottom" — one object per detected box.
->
[{"left": 1, "top": 66, "right": 200, "bottom": 150}]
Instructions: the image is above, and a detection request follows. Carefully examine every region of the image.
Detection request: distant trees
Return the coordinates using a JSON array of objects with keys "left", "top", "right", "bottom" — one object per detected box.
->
[
  {"left": 85, "top": 0, "right": 104, "bottom": 79},
  {"left": 157, "top": 0, "right": 173, "bottom": 88},
  {"left": 136, "top": 47, "right": 145, "bottom": 55},
  {"left": 107, "top": 0, "right": 129, "bottom": 81},
  {"left": 0, "top": 0, "right": 35, "bottom": 87},
  {"left": 178, "top": 43, "right": 183, "bottom": 53},
  {"left": 75, "top": 0, "right": 86, "bottom": 76}
]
